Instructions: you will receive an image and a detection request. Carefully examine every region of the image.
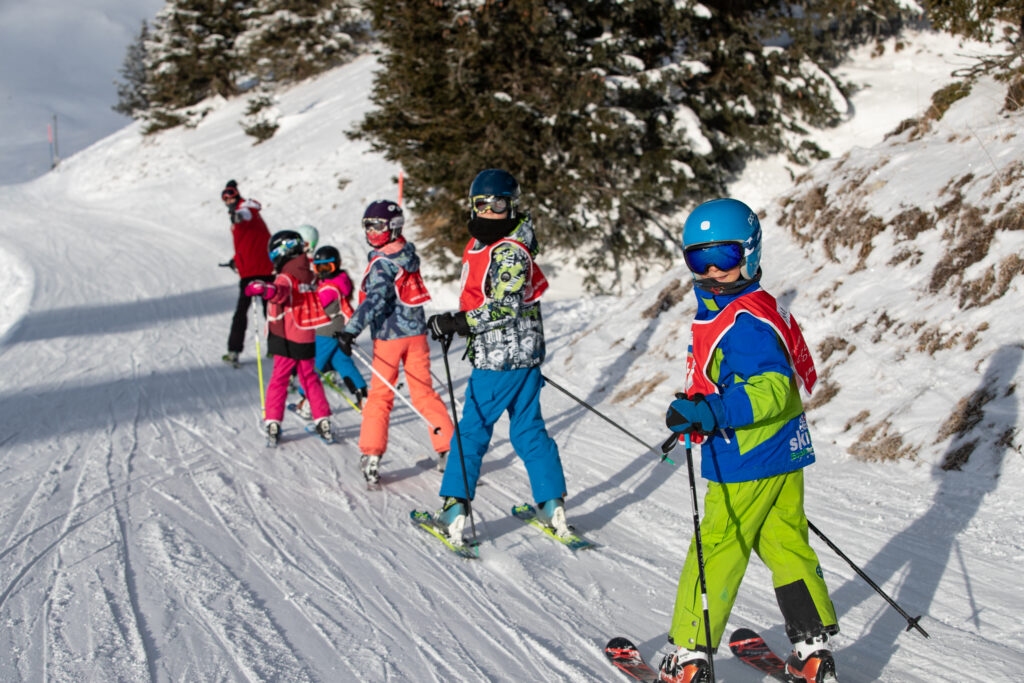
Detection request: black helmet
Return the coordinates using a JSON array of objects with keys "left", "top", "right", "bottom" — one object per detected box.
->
[
  {"left": 221, "top": 179, "right": 240, "bottom": 203},
  {"left": 313, "top": 245, "right": 342, "bottom": 279},
  {"left": 268, "top": 230, "right": 305, "bottom": 270}
]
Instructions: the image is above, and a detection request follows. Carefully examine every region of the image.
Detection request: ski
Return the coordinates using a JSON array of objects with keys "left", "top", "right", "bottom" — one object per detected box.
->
[
  {"left": 728, "top": 628, "right": 789, "bottom": 682},
  {"left": 409, "top": 510, "right": 479, "bottom": 559},
  {"left": 287, "top": 402, "right": 312, "bottom": 421},
  {"left": 304, "top": 420, "right": 336, "bottom": 444},
  {"left": 511, "top": 503, "right": 596, "bottom": 550},
  {"left": 604, "top": 637, "right": 659, "bottom": 681}
]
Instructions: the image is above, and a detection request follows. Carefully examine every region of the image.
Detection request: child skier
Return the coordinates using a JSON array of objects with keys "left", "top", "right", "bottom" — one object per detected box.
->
[
  {"left": 244, "top": 229, "right": 334, "bottom": 446},
  {"left": 309, "top": 245, "right": 368, "bottom": 408},
  {"left": 425, "top": 168, "right": 569, "bottom": 547},
  {"left": 658, "top": 198, "right": 838, "bottom": 683},
  {"left": 337, "top": 200, "right": 453, "bottom": 485}
]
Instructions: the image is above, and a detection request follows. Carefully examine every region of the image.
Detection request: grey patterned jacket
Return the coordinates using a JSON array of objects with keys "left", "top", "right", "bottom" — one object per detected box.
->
[
  {"left": 344, "top": 239, "right": 428, "bottom": 341},
  {"left": 462, "top": 214, "right": 547, "bottom": 371}
]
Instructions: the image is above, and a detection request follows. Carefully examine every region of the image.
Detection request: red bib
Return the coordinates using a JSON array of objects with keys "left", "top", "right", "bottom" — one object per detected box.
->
[
  {"left": 317, "top": 281, "right": 355, "bottom": 321},
  {"left": 357, "top": 255, "right": 431, "bottom": 307},
  {"left": 686, "top": 289, "right": 817, "bottom": 398},
  {"left": 275, "top": 272, "right": 331, "bottom": 330},
  {"left": 458, "top": 238, "right": 549, "bottom": 311}
]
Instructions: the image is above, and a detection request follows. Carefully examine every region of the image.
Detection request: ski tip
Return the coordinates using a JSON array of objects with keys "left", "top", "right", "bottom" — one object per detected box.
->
[
  {"left": 605, "top": 636, "right": 639, "bottom": 650},
  {"left": 729, "top": 627, "right": 761, "bottom": 643}
]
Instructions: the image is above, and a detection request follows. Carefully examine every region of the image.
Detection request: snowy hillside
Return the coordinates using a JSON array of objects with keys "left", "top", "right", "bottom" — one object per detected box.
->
[{"left": 1, "top": 31, "right": 1022, "bottom": 682}]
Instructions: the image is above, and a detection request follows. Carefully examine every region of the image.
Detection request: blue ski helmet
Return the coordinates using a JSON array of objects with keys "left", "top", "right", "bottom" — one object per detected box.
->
[
  {"left": 681, "top": 198, "right": 762, "bottom": 281},
  {"left": 469, "top": 169, "right": 520, "bottom": 219},
  {"left": 268, "top": 229, "right": 305, "bottom": 270}
]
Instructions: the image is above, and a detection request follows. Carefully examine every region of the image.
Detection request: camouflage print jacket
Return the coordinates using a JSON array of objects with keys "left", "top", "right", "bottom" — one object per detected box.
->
[{"left": 462, "top": 214, "right": 547, "bottom": 371}]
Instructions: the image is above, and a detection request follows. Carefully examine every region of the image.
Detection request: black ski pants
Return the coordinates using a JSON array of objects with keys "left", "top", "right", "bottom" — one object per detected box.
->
[{"left": 227, "top": 275, "right": 271, "bottom": 353}]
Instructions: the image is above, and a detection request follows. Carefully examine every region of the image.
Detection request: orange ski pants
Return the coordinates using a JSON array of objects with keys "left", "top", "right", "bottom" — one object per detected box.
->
[{"left": 359, "top": 334, "right": 453, "bottom": 458}]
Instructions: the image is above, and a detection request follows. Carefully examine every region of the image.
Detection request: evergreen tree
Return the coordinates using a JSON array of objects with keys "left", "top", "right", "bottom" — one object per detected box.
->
[
  {"left": 113, "top": 21, "right": 151, "bottom": 118},
  {"left": 356, "top": 1, "right": 910, "bottom": 289},
  {"left": 143, "top": 0, "right": 246, "bottom": 130},
  {"left": 236, "top": 1, "right": 368, "bottom": 85},
  {"left": 922, "top": 1, "right": 1024, "bottom": 78}
]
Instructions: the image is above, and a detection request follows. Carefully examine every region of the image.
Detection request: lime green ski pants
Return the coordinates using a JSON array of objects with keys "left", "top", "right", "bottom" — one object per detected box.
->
[{"left": 668, "top": 469, "right": 838, "bottom": 651}]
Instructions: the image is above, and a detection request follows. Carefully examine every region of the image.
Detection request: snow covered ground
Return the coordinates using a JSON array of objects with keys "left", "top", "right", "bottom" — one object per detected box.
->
[{"left": 0, "top": 30, "right": 1021, "bottom": 681}]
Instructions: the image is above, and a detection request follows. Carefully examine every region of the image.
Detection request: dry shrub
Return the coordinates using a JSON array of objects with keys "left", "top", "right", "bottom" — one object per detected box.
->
[
  {"left": 890, "top": 206, "right": 933, "bottom": 241},
  {"left": 935, "top": 387, "right": 995, "bottom": 443},
  {"left": 820, "top": 207, "right": 886, "bottom": 269},
  {"left": 1004, "top": 76, "right": 1024, "bottom": 112},
  {"left": 805, "top": 380, "right": 838, "bottom": 412},
  {"left": 642, "top": 278, "right": 690, "bottom": 319},
  {"left": 848, "top": 419, "right": 919, "bottom": 462},
  {"left": 887, "top": 247, "right": 923, "bottom": 267},
  {"left": 940, "top": 173, "right": 975, "bottom": 197},
  {"left": 960, "top": 253, "right": 1024, "bottom": 308},
  {"left": 916, "top": 326, "right": 962, "bottom": 355},
  {"left": 612, "top": 371, "right": 669, "bottom": 406},
  {"left": 991, "top": 203, "right": 1024, "bottom": 232},
  {"left": 779, "top": 185, "right": 828, "bottom": 244},
  {"left": 982, "top": 161, "right": 1024, "bottom": 198},
  {"left": 940, "top": 442, "right": 976, "bottom": 471},
  {"left": 883, "top": 117, "right": 921, "bottom": 140},
  {"left": 817, "top": 336, "right": 850, "bottom": 363},
  {"left": 843, "top": 409, "right": 870, "bottom": 433},
  {"left": 928, "top": 204, "right": 994, "bottom": 294},
  {"left": 925, "top": 81, "right": 972, "bottom": 122}
]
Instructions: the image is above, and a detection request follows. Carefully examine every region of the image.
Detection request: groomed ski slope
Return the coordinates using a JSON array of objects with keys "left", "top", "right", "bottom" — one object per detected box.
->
[{"left": 1, "top": 33, "right": 1022, "bottom": 681}]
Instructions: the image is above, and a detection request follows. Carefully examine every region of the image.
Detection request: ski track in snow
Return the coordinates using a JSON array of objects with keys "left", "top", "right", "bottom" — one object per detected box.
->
[{"left": 2, "top": 39, "right": 1024, "bottom": 681}]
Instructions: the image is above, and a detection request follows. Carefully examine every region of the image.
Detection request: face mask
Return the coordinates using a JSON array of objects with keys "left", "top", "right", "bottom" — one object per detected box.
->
[{"left": 468, "top": 215, "right": 515, "bottom": 245}]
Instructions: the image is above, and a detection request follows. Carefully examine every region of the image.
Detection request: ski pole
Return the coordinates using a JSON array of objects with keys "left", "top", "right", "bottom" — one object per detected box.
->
[
  {"left": 542, "top": 373, "right": 673, "bottom": 464},
  {"left": 348, "top": 344, "right": 441, "bottom": 434},
  {"left": 438, "top": 332, "right": 478, "bottom": 546},
  {"left": 681, "top": 432, "right": 715, "bottom": 680},
  {"left": 319, "top": 371, "right": 362, "bottom": 413},
  {"left": 807, "top": 520, "right": 930, "bottom": 639},
  {"left": 430, "top": 366, "right": 463, "bottom": 411},
  {"left": 252, "top": 303, "right": 266, "bottom": 416}
]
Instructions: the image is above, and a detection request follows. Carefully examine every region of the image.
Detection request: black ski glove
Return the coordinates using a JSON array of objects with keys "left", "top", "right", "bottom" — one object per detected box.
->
[
  {"left": 428, "top": 312, "right": 469, "bottom": 340},
  {"left": 336, "top": 331, "right": 354, "bottom": 356}
]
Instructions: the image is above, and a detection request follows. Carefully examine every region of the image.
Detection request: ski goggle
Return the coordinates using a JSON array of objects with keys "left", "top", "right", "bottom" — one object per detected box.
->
[
  {"left": 684, "top": 242, "right": 745, "bottom": 274},
  {"left": 471, "top": 195, "right": 511, "bottom": 215},
  {"left": 313, "top": 258, "right": 338, "bottom": 274},
  {"left": 221, "top": 187, "right": 239, "bottom": 202},
  {"left": 269, "top": 238, "right": 301, "bottom": 261},
  {"left": 362, "top": 217, "right": 391, "bottom": 230}
]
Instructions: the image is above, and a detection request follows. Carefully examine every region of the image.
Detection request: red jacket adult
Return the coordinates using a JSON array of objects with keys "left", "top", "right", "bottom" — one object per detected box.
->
[{"left": 229, "top": 198, "right": 273, "bottom": 278}]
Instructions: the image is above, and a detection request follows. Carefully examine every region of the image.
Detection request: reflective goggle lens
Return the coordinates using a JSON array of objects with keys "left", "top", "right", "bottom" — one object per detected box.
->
[
  {"left": 314, "top": 259, "right": 335, "bottom": 273},
  {"left": 684, "top": 242, "right": 744, "bottom": 274},
  {"left": 362, "top": 217, "right": 390, "bottom": 230},
  {"left": 471, "top": 195, "right": 510, "bottom": 214}
]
